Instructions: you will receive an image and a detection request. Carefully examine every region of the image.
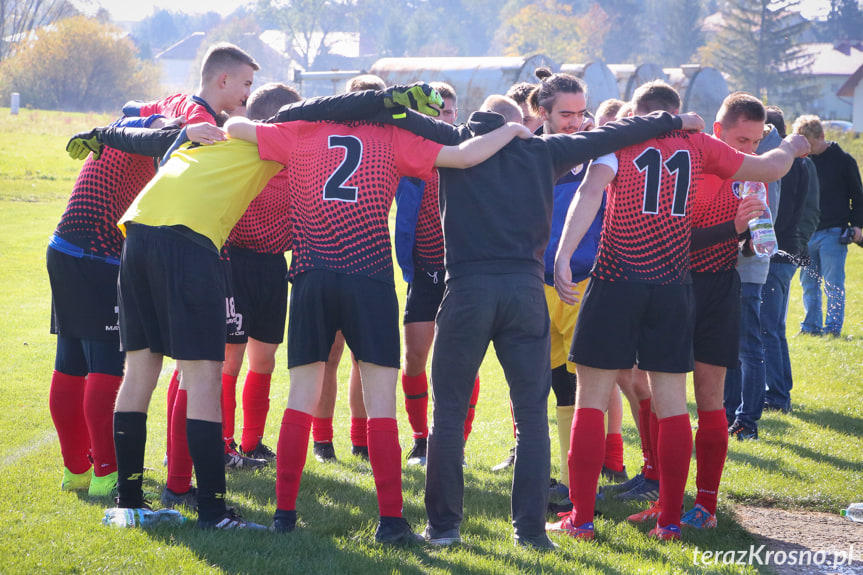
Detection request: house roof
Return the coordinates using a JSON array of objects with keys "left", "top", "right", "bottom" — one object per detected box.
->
[
  {"left": 156, "top": 31, "right": 206, "bottom": 60},
  {"left": 802, "top": 42, "right": 863, "bottom": 76},
  {"left": 838, "top": 63, "right": 863, "bottom": 97}
]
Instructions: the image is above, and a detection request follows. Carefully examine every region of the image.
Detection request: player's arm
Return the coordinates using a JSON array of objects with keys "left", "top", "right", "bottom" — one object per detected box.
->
[
  {"left": 433, "top": 122, "right": 532, "bottom": 169},
  {"left": 554, "top": 162, "right": 615, "bottom": 305},
  {"left": 731, "top": 133, "right": 810, "bottom": 182},
  {"left": 224, "top": 117, "right": 258, "bottom": 144},
  {"left": 690, "top": 195, "right": 766, "bottom": 251}
]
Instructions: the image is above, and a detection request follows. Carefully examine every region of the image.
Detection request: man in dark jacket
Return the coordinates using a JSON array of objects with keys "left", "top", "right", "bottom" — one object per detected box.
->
[{"left": 792, "top": 115, "right": 863, "bottom": 337}]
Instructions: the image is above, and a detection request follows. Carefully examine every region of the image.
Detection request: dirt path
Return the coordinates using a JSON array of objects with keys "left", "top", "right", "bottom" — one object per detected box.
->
[{"left": 734, "top": 506, "right": 863, "bottom": 574}]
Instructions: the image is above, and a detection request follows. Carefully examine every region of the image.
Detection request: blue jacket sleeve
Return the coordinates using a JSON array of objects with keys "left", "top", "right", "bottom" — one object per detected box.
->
[{"left": 393, "top": 177, "right": 425, "bottom": 284}]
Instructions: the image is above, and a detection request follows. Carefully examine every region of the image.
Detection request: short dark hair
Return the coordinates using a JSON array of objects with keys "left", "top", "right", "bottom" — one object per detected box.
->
[
  {"left": 346, "top": 74, "right": 386, "bottom": 92},
  {"left": 201, "top": 43, "right": 259, "bottom": 81},
  {"left": 717, "top": 92, "right": 765, "bottom": 129},
  {"left": 247, "top": 83, "right": 301, "bottom": 121},
  {"left": 596, "top": 98, "right": 626, "bottom": 123},
  {"left": 505, "top": 82, "right": 536, "bottom": 105},
  {"left": 528, "top": 67, "right": 585, "bottom": 114},
  {"left": 765, "top": 105, "right": 786, "bottom": 138},
  {"left": 632, "top": 81, "right": 680, "bottom": 114},
  {"left": 430, "top": 81, "right": 457, "bottom": 104}
]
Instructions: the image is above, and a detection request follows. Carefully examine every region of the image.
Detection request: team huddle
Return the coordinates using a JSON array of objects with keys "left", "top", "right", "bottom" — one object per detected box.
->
[{"left": 49, "top": 41, "right": 821, "bottom": 547}]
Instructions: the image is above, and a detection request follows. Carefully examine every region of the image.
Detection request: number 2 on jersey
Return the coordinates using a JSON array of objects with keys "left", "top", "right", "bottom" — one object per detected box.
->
[
  {"left": 323, "top": 135, "right": 363, "bottom": 202},
  {"left": 634, "top": 148, "right": 691, "bottom": 217}
]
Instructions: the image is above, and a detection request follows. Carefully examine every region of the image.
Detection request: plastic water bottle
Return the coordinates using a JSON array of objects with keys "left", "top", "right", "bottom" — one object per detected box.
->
[
  {"left": 841, "top": 503, "right": 863, "bottom": 523},
  {"left": 740, "top": 181, "right": 778, "bottom": 258},
  {"left": 102, "top": 508, "right": 186, "bottom": 528}
]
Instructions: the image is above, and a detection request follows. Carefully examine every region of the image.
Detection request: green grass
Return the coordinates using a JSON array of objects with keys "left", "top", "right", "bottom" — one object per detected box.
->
[{"left": 0, "top": 108, "right": 861, "bottom": 574}]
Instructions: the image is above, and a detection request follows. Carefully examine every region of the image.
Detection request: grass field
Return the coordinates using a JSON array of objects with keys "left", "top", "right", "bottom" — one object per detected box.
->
[{"left": 0, "top": 109, "right": 861, "bottom": 574}]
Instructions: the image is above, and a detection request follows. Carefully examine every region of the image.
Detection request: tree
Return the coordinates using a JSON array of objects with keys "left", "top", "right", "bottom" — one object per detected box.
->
[
  {"left": 657, "top": 0, "right": 705, "bottom": 65},
  {"left": 600, "top": 0, "right": 647, "bottom": 63},
  {"left": 701, "top": 0, "right": 815, "bottom": 110},
  {"left": 825, "top": 0, "right": 863, "bottom": 41},
  {"left": 0, "top": 16, "right": 160, "bottom": 111},
  {"left": 256, "top": 0, "right": 354, "bottom": 70},
  {"left": 0, "top": 0, "right": 76, "bottom": 62},
  {"left": 500, "top": 0, "right": 608, "bottom": 62}
]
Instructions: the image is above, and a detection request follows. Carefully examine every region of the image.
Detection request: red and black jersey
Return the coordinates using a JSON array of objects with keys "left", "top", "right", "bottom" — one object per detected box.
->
[
  {"left": 227, "top": 170, "right": 293, "bottom": 255},
  {"left": 414, "top": 170, "right": 444, "bottom": 273},
  {"left": 593, "top": 130, "right": 744, "bottom": 284},
  {"left": 54, "top": 146, "right": 157, "bottom": 258},
  {"left": 256, "top": 120, "right": 443, "bottom": 284},
  {"left": 689, "top": 174, "right": 742, "bottom": 272},
  {"left": 138, "top": 93, "right": 217, "bottom": 125}
]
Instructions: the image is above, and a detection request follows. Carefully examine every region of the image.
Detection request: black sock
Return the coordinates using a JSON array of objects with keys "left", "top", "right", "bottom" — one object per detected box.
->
[
  {"left": 187, "top": 419, "right": 227, "bottom": 521},
  {"left": 114, "top": 411, "right": 147, "bottom": 508},
  {"left": 551, "top": 365, "right": 576, "bottom": 406}
]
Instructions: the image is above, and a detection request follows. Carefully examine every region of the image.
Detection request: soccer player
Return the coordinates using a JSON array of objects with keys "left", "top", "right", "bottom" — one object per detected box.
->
[
  {"left": 225, "top": 105, "right": 533, "bottom": 543},
  {"left": 217, "top": 84, "right": 302, "bottom": 470},
  {"left": 506, "top": 81, "right": 543, "bottom": 133},
  {"left": 549, "top": 81, "right": 809, "bottom": 541}
]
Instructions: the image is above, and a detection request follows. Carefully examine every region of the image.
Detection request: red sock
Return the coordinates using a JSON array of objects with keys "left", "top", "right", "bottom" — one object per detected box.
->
[
  {"left": 567, "top": 408, "right": 605, "bottom": 527},
  {"left": 637, "top": 398, "right": 653, "bottom": 476},
  {"left": 49, "top": 371, "right": 91, "bottom": 474},
  {"left": 83, "top": 373, "right": 121, "bottom": 476},
  {"left": 401, "top": 372, "right": 429, "bottom": 439},
  {"left": 221, "top": 373, "right": 238, "bottom": 447},
  {"left": 657, "top": 414, "right": 693, "bottom": 528},
  {"left": 645, "top": 409, "right": 660, "bottom": 481},
  {"left": 240, "top": 371, "right": 271, "bottom": 452},
  {"left": 367, "top": 418, "right": 403, "bottom": 517},
  {"left": 463, "top": 376, "right": 480, "bottom": 442},
  {"left": 276, "top": 408, "right": 312, "bottom": 511},
  {"left": 604, "top": 433, "right": 624, "bottom": 472},
  {"left": 166, "top": 369, "right": 180, "bottom": 456},
  {"left": 694, "top": 409, "right": 728, "bottom": 515},
  {"left": 312, "top": 417, "right": 334, "bottom": 443},
  {"left": 167, "top": 389, "right": 193, "bottom": 493},
  {"left": 350, "top": 417, "right": 368, "bottom": 447}
]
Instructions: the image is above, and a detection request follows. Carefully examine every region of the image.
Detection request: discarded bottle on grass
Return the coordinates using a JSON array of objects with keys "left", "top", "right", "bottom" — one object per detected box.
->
[
  {"left": 740, "top": 181, "right": 777, "bottom": 258},
  {"left": 841, "top": 503, "right": 863, "bottom": 523},
  {"left": 102, "top": 507, "right": 186, "bottom": 528}
]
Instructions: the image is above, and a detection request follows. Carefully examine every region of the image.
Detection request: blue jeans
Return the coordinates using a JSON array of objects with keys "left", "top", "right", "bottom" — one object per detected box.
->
[
  {"left": 800, "top": 228, "right": 848, "bottom": 335},
  {"left": 724, "top": 283, "right": 765, "bottom": 428},
  {"left": 761, "top": 262, "right": 796, "bottom": 411}
]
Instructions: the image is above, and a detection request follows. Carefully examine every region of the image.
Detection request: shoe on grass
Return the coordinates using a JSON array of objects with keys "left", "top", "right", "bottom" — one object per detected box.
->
[
  {"left": 88, "top": 471, "right": 117, "bottom": 497},
  {"left": 681, "top": 503, "right": 717, "bottom": 529},
  {"left": 617, "top": 477, "right": 659, "bottom": 501},
  {"left": 271, "top": 509, "right": 297, "bottom": 533},
  {"left": 198, "top": 508, "right": 266, "bottom": 530},
  {"left": 515, "top": 533, "right": 558, "bottom": 550},
  {"left": 627, "top": 500, "right": 662, "bottom": 523},
  {"left": 406, "top": 437, "right": 427, "bottom": 466},
  {"left": 313, "top": 441, "right": 337, "bottom": 463},
  {"left": 492, "top": 446, "right": 515, "bottom": 471},
  {"left": 601, "top": 464, "right": 629, "bottom": 483},
  {"left": 599, "top": 472, "right": 644, "bottom": 497},
  {"left": 728, "top": 419, "right": 759, "bottom": 440},
  {"left": 546, "top": 513, "right": 594, "bottom": 540},
  {"left": 648, "top": 523, "right": 681, "bottom": 541},
  {"left": 351, "top": 444, "right": 369, "bottom": 460},
  {"left": 241, "top": 441, "right": 276, "bottom": 461},
  {"left": 160, "top": 486, "right": 198, "bottom": 509},
  {"left": 61, "top": 466, "right": 91, "bottom": 491},
  {"left": 374, "top": 516, "right": 423, "bottom": 544},
  {"left": 225, "top": 449, "right": 268, "bottom": 470},
  {"left": 422, "top": 524, "right": 461, "bottom": 546}
]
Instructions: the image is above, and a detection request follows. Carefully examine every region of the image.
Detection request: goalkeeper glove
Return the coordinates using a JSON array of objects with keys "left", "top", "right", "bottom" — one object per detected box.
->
[
  {"left": 66, "top": 129, "right": 103, "bottom": 160},
  {"left": 383, "top": 83, "right": 444, "bottom": 117}
]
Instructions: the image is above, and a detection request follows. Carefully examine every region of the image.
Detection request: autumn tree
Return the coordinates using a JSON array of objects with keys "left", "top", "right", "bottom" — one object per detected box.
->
[
  {"left": 0, "top": 0, "right": 76, "bottom": 62},
  {"left": 501, "top": 0, "right": 608, "bottom": 63},
  {"left": 256, "top": 0, "right": 353, "bottom": 70},
  {"left": 0, "top": 16, "right": 160, "bottom": 112}
]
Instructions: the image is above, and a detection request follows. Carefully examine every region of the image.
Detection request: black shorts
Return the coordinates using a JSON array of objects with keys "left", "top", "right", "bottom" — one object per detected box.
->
[
  {"left": 47, "top": 247, "right": 121, "bottom": 342},
  {"left": 692, "top": 270, "right": 741, "bottom": 368},
  {"left": 403, "top": 267, "right": 445, "bottom": 324},
  {"left": 287, "top": 270, "right": 399, "bottom": 369},
  {"left": 570, "top": 277, "right": 695, "bottom": 373},
  {"left": 119, "top": 224, "right": 226, "bottom": 361},
  {"left": 225, "top": 246, "right": 288, "bottom": 345}
]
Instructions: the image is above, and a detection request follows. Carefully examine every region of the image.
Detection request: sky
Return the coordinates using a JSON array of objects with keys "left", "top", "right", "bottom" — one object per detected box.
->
[{"left": 76, "top": 0, "right": 834, "bottom": 23}]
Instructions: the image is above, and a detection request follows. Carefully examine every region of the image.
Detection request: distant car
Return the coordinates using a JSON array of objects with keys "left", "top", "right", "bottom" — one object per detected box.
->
[{"left": 822, "top": 120, "right": 854, "bottom": 133}]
